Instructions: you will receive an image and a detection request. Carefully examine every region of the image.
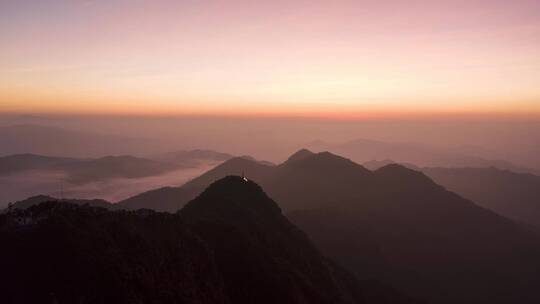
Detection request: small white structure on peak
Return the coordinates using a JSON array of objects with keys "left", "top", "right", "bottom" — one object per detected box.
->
[{"left": 241, "top": 171, "right": 248, "bottom": 182}]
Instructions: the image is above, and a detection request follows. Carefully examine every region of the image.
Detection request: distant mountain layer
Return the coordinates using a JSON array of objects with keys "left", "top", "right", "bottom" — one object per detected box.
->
[
  {"left": 149, "top": 150, "right": 274, "bottom": 167},
  {"left": 149, "top": 149, "right": 234, "bottom": 165},
  {"left": 362, "top": 160, "right": 540, "bottom": 229},
  {"left": 0, "top": 177, "right": 418, "bottom": 304},
  {"left": 120, "top": 149, "right": 540, "bottom": 304},
  {"left": 0, "top": 149, "right": 266, "bottom": 186},
  {"left": 308, "top": 138, "right": 540, "bottom": 175},
  {"left": 118, "top": 149, "right": 372, "bottom": 212},
  {"left": 362, "top": 159, "right": 418, "bottom": 171},
  {"left": 422, "top": 167, "right": 540, "bottom": 229}
]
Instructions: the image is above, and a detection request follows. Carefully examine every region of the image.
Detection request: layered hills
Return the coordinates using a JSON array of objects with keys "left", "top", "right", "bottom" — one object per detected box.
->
[
  {"left": 0, "top": 177, "right": 420, "bottom": 304},
  {"left": 119, "top": 149, "right": 540, "bottom": 303}
]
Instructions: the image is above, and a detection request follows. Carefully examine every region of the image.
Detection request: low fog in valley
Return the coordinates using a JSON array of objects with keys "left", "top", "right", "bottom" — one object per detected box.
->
[{"left": 0, "top": 164, "right": 216, "bottom": 208}]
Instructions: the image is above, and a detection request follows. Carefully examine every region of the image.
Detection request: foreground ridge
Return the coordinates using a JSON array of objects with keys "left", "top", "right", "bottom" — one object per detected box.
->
[{"left": 2, "top": 176, "right": 421, "bottom": 304}]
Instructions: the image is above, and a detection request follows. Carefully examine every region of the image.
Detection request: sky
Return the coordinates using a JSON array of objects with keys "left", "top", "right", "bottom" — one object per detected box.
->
[{"left": 1, "top": 0, "right": 539, "bottom": 118}]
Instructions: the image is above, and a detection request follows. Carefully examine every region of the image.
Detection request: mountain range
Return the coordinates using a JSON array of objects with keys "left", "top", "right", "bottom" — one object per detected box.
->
[
  {"left": 0, "top": 176, "right": 420, "bottom": 304},
  {"left": 307, "top": 139, "right": 540, "bottom": 175},
  {"left": 362, "top": 160, "right": 540, "bottom": 229},
  {"left": 148, "top": 149, "right": 233, "bottom": 165},
  {"left": 118, "top": 149, "right": 540, "bottom": 303},
  {"left": 0, "top": 149, "right": 276, "bottom": 209},
  {"left": 422, "top": 166, "right": 540, "bottom": 229},
  {"left": 0, "top": 149, "right": 238, "bottom": 184}
]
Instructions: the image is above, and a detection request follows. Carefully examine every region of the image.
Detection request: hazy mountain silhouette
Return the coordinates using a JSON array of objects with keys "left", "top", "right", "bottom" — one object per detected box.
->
[
  {"left": 308, "top": 139, "right": 540, "bottom": 175},
  {"left": 149, "top": 149, "right": 234, "bottom": 166},
  {"left": 119, "top": 156, "right": 274, "bottom": 211},
  {"left": 0, "top": 177, "right": 421, "bottom": 304},
  {"left": 363, "top": 160, "right": 540, "bottom": 229},
  {"left": 286, "top": 160, "right": 540, "bottom": 303},
  {"left": 119, "top": 151, "right": 373, "bottom": 212},
  {"left": 422, "top": 167, "right": 540, "bottom": 229},
  {"left": 362, "top": 159, "right": 419, "bottom": 171},
  {"left": 283, "top": 148, "right": 316, "bottom": 164},
  {"left": 362, "top": 159, "right": 398, "bottom": 170},
  {"left": 120, "top": 149, "right": 540, "bottom": 303},
  {"left": 0, "top": 202, "right": 226, "bottom": 304},
  {"left": 178, "top": 176, "right": 364, "bottom": 304}
]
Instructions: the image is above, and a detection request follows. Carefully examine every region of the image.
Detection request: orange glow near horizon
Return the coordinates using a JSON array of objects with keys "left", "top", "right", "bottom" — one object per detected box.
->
[{"left": 1, "top": 0, "right": 539, "bottom": 118}]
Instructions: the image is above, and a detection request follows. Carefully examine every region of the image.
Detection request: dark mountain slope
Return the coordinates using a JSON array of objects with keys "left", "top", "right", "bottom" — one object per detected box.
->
[
  {"left": 119, "top": 157, "right": 274, "bottom": 211},
  {"left": 0, "top": 202, "right": 225, "bottom": 304},
  {"left": 269, "top": 151, "right": 373, "bottom": 211},
  {"left": 0, "top": 177, "right": 401, "bottom": 304},
  {"left": 283, "top": 148, "right": 316, "bottom": 164},
  {"left": 363, "top": 161, "right": 540, "bottom": 229},
  {"left": 290, "top": 164, "right": 540, "bottom": 304},
  {"left": 120, "top": 150, "right": 540, "bottom": 303},
  {"left": 179, "top": 176, "right": 364, "bottom": 304},
  {"left": 422, "top": 167, "right": 540, "bottom": 228},
  {"left": 116, "top": 186, "right": 196, "bottom": 212},
  {"left": 362, "top": 159, "right": 419, "bottom": 171},
  {"left": 119, "top": 151, "right": 372, "bottom": 212}
]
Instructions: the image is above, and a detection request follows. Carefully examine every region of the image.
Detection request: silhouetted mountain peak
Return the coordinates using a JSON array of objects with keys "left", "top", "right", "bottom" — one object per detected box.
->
[
  {"left": 199, "top": 156, "right": 272, "bottom": 179},
  {"left": 362, "top": 159, "right": 396, "bottom": 170},
  {"left": 200, "top": 175, "right": 264, "bottom": 196},
  {"left": 284, "top": 148, "right": 315, "bottom": 164},
  {"left": 177, "top": 175, "right": 369, "bottom": 304},
  {"left": 283, "top": 150, "right": 370, "bottom": 174},
  {"left": 376, "top": 163, "right": 409, "bottom": 172},
  {"left": 376, "top": 163, "right": 422, "bottom": 175},
  {"left": 181, "top": 176, "right": 281, "bottom": 221},
  {"left": 316, "top": 151, "right": 348, "bottom": 160}
]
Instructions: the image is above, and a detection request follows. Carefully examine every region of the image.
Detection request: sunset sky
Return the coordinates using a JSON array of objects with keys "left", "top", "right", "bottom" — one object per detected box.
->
[{"left": 1, "top": 0, "right": 539, "bottom": 118}]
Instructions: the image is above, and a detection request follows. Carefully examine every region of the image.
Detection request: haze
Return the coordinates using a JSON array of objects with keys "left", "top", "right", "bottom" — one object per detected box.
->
[{"left": 1, "top": 0, "right": 539, "bottom": 117}]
